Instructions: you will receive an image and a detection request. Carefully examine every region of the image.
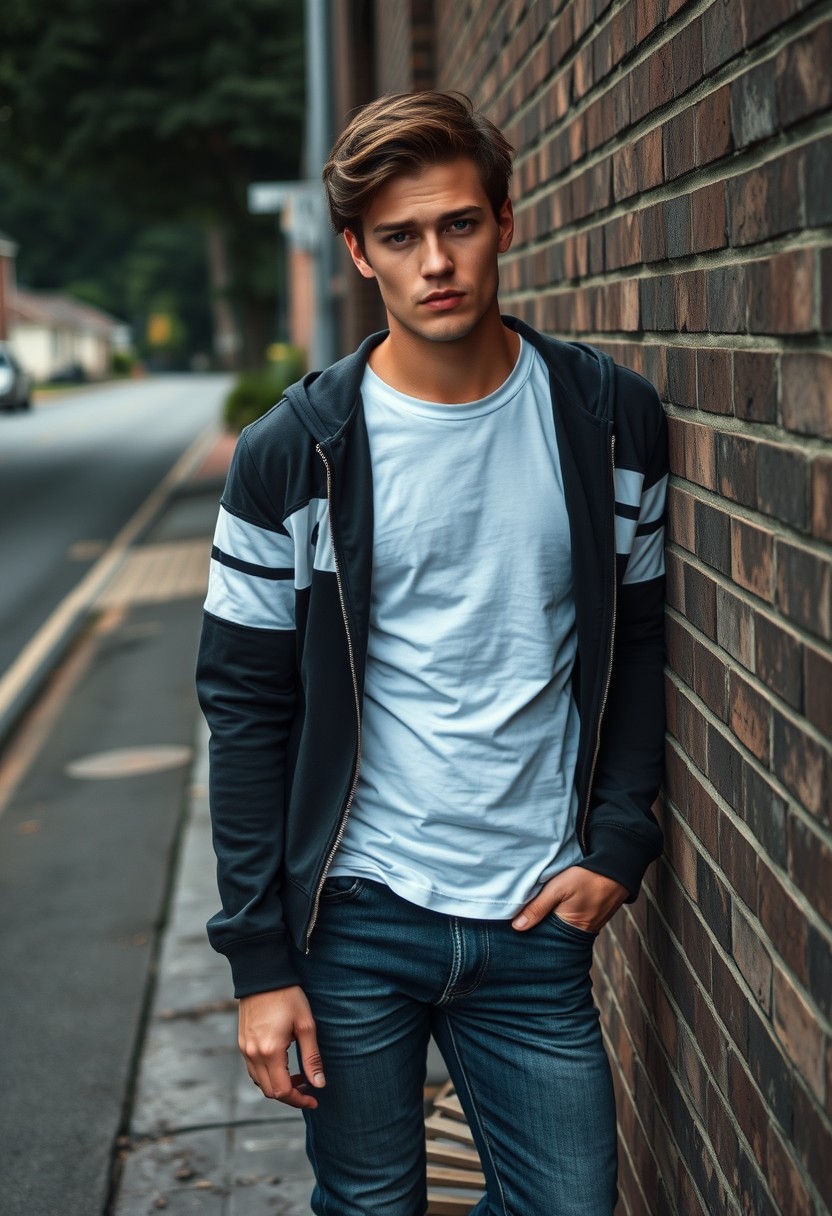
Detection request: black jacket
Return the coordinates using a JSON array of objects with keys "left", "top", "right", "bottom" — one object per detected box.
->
[{"left": 196, "top": 316, "right": 668, "bottom": 998}]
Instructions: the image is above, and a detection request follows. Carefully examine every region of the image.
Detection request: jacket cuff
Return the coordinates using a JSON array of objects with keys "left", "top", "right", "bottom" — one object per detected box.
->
[
  {"left": 578, "top": 824, "right": 660, "bottom": 904},
  {"left": 221, "top": 932, "right": 301, "bottom": 998}
]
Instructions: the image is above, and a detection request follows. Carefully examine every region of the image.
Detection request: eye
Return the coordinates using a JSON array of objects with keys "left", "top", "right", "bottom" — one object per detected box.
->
[
  {"left": 450, "top": 219, "right": 474, "bottom": 232},
  {"left": 385, "top": 231, "right": 410, "bottom": 245}
]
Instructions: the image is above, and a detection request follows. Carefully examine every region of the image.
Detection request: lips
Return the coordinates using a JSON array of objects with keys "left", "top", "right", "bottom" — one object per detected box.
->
[{"left": 421, "top": 291, "right": 465, "bottom": 310}]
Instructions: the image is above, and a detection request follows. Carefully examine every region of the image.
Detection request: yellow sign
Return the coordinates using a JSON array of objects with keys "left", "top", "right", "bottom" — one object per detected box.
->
[{"left": 147, "top": 313, "right": 172, "bottom": 345}]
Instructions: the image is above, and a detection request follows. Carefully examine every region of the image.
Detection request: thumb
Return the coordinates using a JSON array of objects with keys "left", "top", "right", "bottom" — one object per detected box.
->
[
  {"left": 512, "top": 882, "right": 565, "bottom": 931},
  {"left": 295, "top": 1016, "right": 326, "bottom": 1088}
]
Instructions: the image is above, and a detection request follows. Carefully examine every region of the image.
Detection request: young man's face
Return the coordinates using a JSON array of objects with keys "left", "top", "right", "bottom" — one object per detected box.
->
[{"left": 343, "top": 157, "right": 514, "bottom": 346}]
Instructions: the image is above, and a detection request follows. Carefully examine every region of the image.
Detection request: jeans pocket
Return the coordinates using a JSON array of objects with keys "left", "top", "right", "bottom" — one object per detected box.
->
[
  {"left": 548, "top": 910, "right": 598, "bottom": 943},
  {"left": 319, "top": 875, "right": 367, "bottom": 904}
]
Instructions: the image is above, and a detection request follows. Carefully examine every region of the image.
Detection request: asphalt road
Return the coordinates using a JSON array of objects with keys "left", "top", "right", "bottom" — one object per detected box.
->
[
  {"left": 0, "top": 376, "right": 229, "bottom": 679},
  {"left": 0, "top": 478, "right": 226, "bottom": 1216}
]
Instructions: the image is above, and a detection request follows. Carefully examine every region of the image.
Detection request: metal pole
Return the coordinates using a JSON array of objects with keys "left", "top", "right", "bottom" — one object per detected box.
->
[{"left": 305, "top": 0, "right": 336, "bottom": 369}]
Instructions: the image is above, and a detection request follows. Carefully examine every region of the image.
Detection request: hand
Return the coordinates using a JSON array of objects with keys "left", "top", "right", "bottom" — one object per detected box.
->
[
  {"left": 511, "top": 866, "right": 629, "bottom": 934},
  {"left": 238, "top": 985, "right": 325, "bottom": 1109}
]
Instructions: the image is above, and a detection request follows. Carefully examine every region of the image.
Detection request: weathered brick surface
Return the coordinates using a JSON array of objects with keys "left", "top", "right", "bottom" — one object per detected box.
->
[{"left": 334, "top": 2, "right": 832, "bottom": 1211}]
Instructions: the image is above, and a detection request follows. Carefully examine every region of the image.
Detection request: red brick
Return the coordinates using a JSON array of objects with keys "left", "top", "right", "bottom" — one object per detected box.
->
[
  {"left": 805, "top": 644, "right": 832, "bottom": 736},
  {"left": 664, "top": 107, "right": 696, "bottom": 181},
  {"left": 695, "top": 499, "right": 731, "bottom": 575},
  {"left": 664, "top": 194, "right": 690, "bottom": 260},
  {"left": 776, "top": 539, "right": 832, "bottom": 642},
  {"left": 773, "top": 963, "right": 825, "bottom": 1100},
  {"left": 687, "top": 766, "right": 719, "bottom": 855},
  {"left": 766, "top": 1125, "right": 815, "bottom": 1216},
  {"left": 792, "top": 1080, "right": 832, "bottom": 1212},
  {"left": 729, "top": 671, "right": 770, "bottom": 763},
  {"left": 716, "top": 585, "right": 755, "bottom": 671},
  {"left": 640, "top": 202, "right": 666, "bottom": 262},
  {"left": 753, "top": 612, "right": 803, "bottom": 711},
  {"left": 788, "top": 812, "right": 832, "bottom": 924},
  {"left": 776, "top": 20, "right": 832, "bottom": 128},
  {"left": 731, "top": 518, "right": 774, "bottom": 601},
  {"left": 671, "top": 14, "right": 700, "bottom": 97},
  {"left": 772, "top": 708, "right": 831, "bottom": 825},
  {"left": 686, "top": 421, "right": 717, "bottom": 488},
  {"left": 693, "top": 982, "right": 728, "bottom": 1091},
  {"left": 758, "top": 859, "right": 808, "bottom": 981},
  {"left": 781, "top": 353, "right": 832, "bottom": 441},
  {"left": 745, "top": 1006, "right": 795, "bottom": 1139},
  {"left": 702, "top": 1, "right": 744, "bottom": 73},
  {"left": 679, "top": 1022, "right": 707, "bottom": 1109},
  {"left": 706, "top": 1080, "right": 740, "bottom": 1190},
  {"left": 733, "top": 350, "right": 777, "bottom": 423},
  {"left": 705, "top": 264, "right": 746, "bottom": 333},
  {"left": 690, "top": 182, "right": 727, "bottom": 254},
  {"left": 690, "top": 632, "right": 724, "bottom": 715},
  {"left": 727, "top": 151, "right": 803, "bottom": 245},
  {"left": 675, "top": 270, "right": 706, "bottom": 332},
  {"left": 696, "top": 347, "right": 732, "bottom": 414},
  {"left": 666, "top": 346, "right": 697, "bottom": 409},
  {"left": 613, "top": 141, "right": 638, "bottom": 202},
  {"left": 668, "top": 485, "right": 695, "bottom": 551},
  {"left": 731, "top": 56, "right": 778, "bottom": 150},
  {"left": 717, "top": 432, "right": 757, "bottom": 508},
  {"left": 747, "top": 249, "right": 815, "bottom": 335},
  {"left": 732, "top": 902, "right": 772, "bottom": 1013},
  {"left": 635, "top": 127, "right": 663, "bottom": 192},
  {"left": 719, "top": 814, "right": 759, "bottom": 914},
  {"left": 694, "top": 83, "right": 733, "bottom": 165},
  {"left": 683, "top": 562, "right": 717, "bottom": 638},
  {"left": 665, "top": 810, "right": 698, "bottom": 899},
  {"left": 756, "top": 441, "right": 809, "bottom": 531},
  {"left": 744, "top": 764, "right": 789, "bottom": 869},
  {"left": 810, "top": 456, "right": 832, "bottom": 543},
  {"left": 727, "top": 1049, "right": 768, "bottom": 1169}
]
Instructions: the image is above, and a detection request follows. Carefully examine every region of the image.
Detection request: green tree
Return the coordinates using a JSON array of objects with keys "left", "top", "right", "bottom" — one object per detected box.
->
[{"left": 0, "top": 0, "right": 304, "bottom": 367}]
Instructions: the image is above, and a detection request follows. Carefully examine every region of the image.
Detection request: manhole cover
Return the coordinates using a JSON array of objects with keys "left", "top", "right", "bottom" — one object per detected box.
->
[{"left": 66, "top": 746, "right": 193, "bottom": 779}]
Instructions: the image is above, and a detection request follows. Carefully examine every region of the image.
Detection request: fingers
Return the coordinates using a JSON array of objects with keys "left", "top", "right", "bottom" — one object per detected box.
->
[
  {"left": 238, "top": 987, "right": 323, "bottom": 1110},
  {"left": 512, "top": 891, "right": 556, "bottom": 930}
]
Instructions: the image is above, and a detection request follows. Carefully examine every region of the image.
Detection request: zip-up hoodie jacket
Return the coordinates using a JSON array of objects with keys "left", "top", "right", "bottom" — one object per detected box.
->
[{"left": 196, "top": 316, "right": 668, "bottom": 998}]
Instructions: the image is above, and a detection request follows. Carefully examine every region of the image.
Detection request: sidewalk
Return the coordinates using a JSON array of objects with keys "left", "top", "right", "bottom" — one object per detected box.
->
[{"left": 112, "top": 430, "right": 315, "bottom": 1215}]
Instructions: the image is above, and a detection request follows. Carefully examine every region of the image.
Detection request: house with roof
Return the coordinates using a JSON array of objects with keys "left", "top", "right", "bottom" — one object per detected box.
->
[
  {"left": 8, "top": 287, "right": 129, "bottom": 381},
  {"left": 0, "top": 231, "right": 18, "bottom": 341}
]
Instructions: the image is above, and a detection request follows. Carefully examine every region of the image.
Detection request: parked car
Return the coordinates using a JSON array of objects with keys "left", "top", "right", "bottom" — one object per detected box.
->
[{"left": 0, "top": 344, "right": 31, "bottom": 412}]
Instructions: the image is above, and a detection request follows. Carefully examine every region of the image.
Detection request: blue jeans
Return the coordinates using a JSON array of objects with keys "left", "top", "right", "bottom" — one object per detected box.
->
[{"left": 289, "top": 877, "right": 617, "bottom": 1216}]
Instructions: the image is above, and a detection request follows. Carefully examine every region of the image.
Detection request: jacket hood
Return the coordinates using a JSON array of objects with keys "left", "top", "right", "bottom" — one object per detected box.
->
[{"left": 282, "top": 315, "right": 614, "bottom": 443}]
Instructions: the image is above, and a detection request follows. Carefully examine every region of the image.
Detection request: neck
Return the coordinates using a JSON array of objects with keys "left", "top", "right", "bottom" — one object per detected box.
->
[{"left": 369, "top": 306, "right": 520, "bottom": 403}]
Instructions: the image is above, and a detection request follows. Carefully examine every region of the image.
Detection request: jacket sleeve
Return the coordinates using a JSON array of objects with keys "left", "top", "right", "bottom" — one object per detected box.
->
[
  {"left": 195, "top": 428, "right": 301, "bottom": 997},
  {"left": 581, "top": 369, "right": 668, "bottom": 900}
]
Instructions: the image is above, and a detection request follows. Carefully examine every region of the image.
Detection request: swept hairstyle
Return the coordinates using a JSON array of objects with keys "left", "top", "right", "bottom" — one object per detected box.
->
[{"left": 322, "top": 91, "right": 514, "bottom": 241}]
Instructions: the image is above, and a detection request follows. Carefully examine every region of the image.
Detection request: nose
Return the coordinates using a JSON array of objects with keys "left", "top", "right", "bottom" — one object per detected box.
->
[{"left": 420, "top": 234, "right": 453, "bottom": 278}]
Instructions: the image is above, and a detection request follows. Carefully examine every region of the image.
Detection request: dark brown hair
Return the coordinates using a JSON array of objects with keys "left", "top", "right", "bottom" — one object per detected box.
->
[{"left": 322, "top": 91, "right": 514, "bottom": 238}]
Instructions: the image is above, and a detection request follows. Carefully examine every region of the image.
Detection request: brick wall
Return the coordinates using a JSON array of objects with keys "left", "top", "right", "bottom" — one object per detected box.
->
[
  {"left": 433, "top": 2, "right": 832, "bottom": 1213},
  {"left": 330, "top": 1, "right": 832, "bottom": 1210}
]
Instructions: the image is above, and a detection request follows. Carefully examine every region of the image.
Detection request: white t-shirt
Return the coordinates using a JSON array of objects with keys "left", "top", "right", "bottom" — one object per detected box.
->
[{"left": 329, "top": 337, "right": 583, "bottom": 918}]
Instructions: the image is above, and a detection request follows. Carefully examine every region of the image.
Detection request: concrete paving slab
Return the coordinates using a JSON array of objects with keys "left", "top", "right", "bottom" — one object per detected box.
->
[
  {"left": 115, "top": 1128, "right": 229, "bottom": 1215},
  {"left": 130, "top": 1010, "right": 240, "bottom": 1137}
]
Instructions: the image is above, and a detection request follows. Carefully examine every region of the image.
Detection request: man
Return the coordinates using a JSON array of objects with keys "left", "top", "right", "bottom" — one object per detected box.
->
[{"left": 196, "top": 90, "right": 667, "bottom": 1215}]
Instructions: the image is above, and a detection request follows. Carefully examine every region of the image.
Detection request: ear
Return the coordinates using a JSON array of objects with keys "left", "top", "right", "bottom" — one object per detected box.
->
[
  {"left": 496, "top": 197, "right": 514, "bottom": 255},
  {"left": 343, "top": 229, "right": 376, "bottom": 280}
]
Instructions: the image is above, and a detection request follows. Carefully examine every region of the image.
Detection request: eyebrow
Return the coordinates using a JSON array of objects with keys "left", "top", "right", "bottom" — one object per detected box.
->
[{"left": 371, "top": 205, "right": 485, "bottom": 235}]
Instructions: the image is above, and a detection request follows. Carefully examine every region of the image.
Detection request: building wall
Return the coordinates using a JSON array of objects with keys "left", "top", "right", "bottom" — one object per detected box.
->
[
  {"left": 332, "top": 0, "right": 832, "bottom": 1212},
  {"left": 429, "top": 3, "right": 832, "bottom": 1214},
  {"left": 0, "top": 253, "right": 12, "bottom": 341}
]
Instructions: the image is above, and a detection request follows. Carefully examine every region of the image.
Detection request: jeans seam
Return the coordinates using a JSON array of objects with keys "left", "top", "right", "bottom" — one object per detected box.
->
[
  {"left": 438, "top": 917, "right": 463, "bottom": 1006},
  {"left": 445, "top": 1017, "right": 509, "bottom": 1216},
  {"left": 452, "top": 923, "right": 491, "bottom": 1000}
]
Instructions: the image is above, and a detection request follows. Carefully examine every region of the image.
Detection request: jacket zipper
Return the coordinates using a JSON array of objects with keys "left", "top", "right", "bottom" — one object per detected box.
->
[
  {"left": 579, "top": 433, "right": 617, "bottom": 851},
  {"left": 305, "top": 443, "right": 363, "bottom": 951}
]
